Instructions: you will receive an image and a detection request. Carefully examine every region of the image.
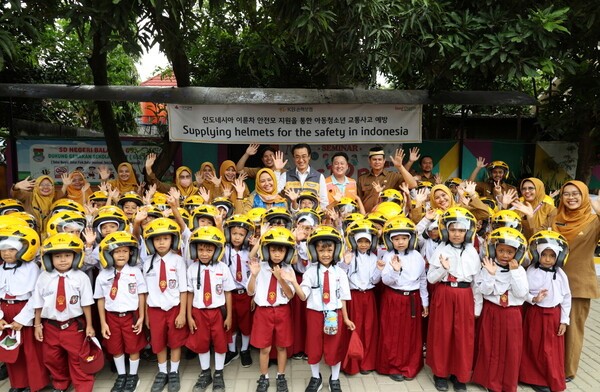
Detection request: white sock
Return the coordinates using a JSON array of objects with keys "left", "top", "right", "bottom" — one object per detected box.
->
[
  {"left": 215, "top": 352, "right": 226, "bottom": 370},
  {"left": 114, "top": 355, "right": 126, "bottom": 375},
  {"left": 241, "top": 334, "right": 250, "bottom": 351},
  {"left": 170, "top": 360, "right": 180, "bottom": 373},
  {"left": 228, "top": 333, "right": 237, "bottom": 352},
  {"left": 331, "top": 362, "right": 341, "bottom": 380},
  {"left": 129, "top": 359, "right": 140, "bottom": 375},
  {"left": 158, "top": 361, "right": 168, "bottom": 373},
  {"left": 199, "top": 352, "right": 211, "bottom": 370},
  {"left": 263, "top": 373, "right": 269, "bottom": 379},
  {"left": 310, "top": 363, "right": 320, "bottom": 378}
]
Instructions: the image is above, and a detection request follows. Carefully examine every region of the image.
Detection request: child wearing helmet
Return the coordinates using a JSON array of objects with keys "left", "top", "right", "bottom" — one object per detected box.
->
[
  {"left": 0, "top": 225, "right": 49, "bottom": 392},
  {"left": 376, "top": 216, "right": 429, "bottom": 382},
  {"left": 339, "top": 219, "right": 384, "bottom": 375},
  {"left": 426, "top": 206, "right": 481, "bottom": 392},
  {"left": 142, "top": 217, "right": 189, "bottom": 392},
  {"left": 471, "top": 227, "right": 529, "bottom": 392},
  {"left": 247, "top": 227, "right": 297, "bottom": 392},
  {"left": 31, "top": 233, "right": 95, "bottom": 392},
  {"left": 221, "top": 215, "right": 255, "bottom": 368},
  {"left": 284, "top": 226, "right": 354, "bottom": 392},
  {"left": 81, "top": 206, "right": 129, "bottom": 272},
  {"left": 94, "top": 231, "right": 147, "bottom": 392},
  {"left": 519, "top": 230, "right": 571, "bottom": 392},
  {"left": 186, "top": 226, "right": 235, "bottom": 392}
]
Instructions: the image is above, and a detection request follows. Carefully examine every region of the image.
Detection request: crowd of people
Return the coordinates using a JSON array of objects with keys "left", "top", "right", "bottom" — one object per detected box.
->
[{"left": 0, "top": 143, "right": 598, "bottom": 392}]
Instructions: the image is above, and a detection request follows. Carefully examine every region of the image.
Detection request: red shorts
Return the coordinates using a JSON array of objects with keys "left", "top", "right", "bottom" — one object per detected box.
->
[
  {"left": 186, "top": 308, "right": 228, "bottom": 354},
  {"left": 104, "top": 311, "right": 147, "bottom": 355},
  {"left": 231, "top": 290, "right": 253, "bottom": 336},
  {"left": 147, "top": 306, "right": 189, "bottom": 354},
  {"left": 250, "top": 305, "right": 293, "bottom": 349},
  {"left": 305, "top": 309, "right": 345, "bottom": 366}
]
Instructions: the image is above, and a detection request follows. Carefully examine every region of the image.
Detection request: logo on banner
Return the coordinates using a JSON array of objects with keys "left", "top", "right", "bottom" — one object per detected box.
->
[{"left": 33, "top": 148, "right": 45, "bottom": 162}]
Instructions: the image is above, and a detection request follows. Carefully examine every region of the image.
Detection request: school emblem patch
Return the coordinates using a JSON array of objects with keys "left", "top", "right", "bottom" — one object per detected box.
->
[
  {"left": 110, "top": 287, "right": 118, "bottom": 298},
  {"left": 168, "top": 279, "right": 177, "bottom": 289},
  {"left": 69, "top": 295, "right": 79, "bottom": 304},
  {"left": 323, "top": 292, "right": 330, "bottom": 301},
  {"left": 159, "top": 280, "right": 167, "bottom": 290},
  {"left": 204, "top": 292, "right": 211, "bottom": 303},
  {"left": 268, "top": 291, "right": 276, "bottom": 301},
  {"left": 56, "top": 295, "right": 66, "bottom": 307},
  {"left": 216, "top": 284, "right": 223, "bottom": 295},
  {"left": 128, "top": 283, "right": 137, "bottom": 294}
]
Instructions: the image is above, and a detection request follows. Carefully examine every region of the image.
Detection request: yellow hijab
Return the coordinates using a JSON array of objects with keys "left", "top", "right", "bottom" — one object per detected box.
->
[
  {"left": 219, "top": 160, "right": 237, "bottom": 188},
  {"left": 553, "top": 180, "right": 596, "bottom": 243},
  {"left": 66, "top": 171, "right": 92, "bottom": 202},
  {"left": 32, "top": 175, "right": 55, "bottom": 222},
  {"left": 198, "top": 162, "right": 216, "bottom": 189},
  {"left": 429, "top": 184, "right": 456, "bottom": 210},
  {"left": 109, "top": 162, "right": 138, "bottom": 193},
  {"left": 519, "top": 177, "right": 555, "bottom": 229},
  {"left": 255, "top": 168, "right": 286, "bottom": 203},
  {"left": 175, "top": 166, "right": 198, "bottom": 198}
]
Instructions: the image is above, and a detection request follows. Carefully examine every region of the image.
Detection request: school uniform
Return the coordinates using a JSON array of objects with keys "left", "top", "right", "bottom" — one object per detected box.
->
[
  {"left": 223, "top": 245, "right": 253, "bottom": 337},
  {"left": 94, "top": 264, "right": 148, "bottom": 355},
  {"left": 519, "top": 265, "right": 571, "bottom": 392},
  {"left": 472, "top": 264, "right": 529, "bottom": 392},
  {"left": 0, "top": 261, "right": 49, "bottom": 391},
  {"left": 376, "top": 250, "right": 428, "bottom": 379},
  {"left": 426, "top": 243, "right": 480, "bottom": 383},
  {"left": 289, "top": 241, "right": 310, "bottom": 356},
  {"left": 31, "top": 269, "right": 95, "bottom": 392},
  {"left": 300, "top": 263, "right": 351, "bottom": 366},
  {"left": 143, "top": 251, "right": 189, "bottom": 354},
  {"left": 248, "top": 261, "right": 295, "bottom": 349},
  {"left": 186, "top": 261, "right": 235, "bottom": 354},
  {"left": 338, "top": 251, "right": 381, "bottom": 374}
]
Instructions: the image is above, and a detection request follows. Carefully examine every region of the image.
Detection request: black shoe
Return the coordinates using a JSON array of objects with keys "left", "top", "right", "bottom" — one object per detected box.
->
[
  {"left": 531, "top": 386, "right": 551, "bottom": 392},
  {"left": 0, "top": 363, "right": 8, "bottom": 380},
  {"left": 359, "top": 370, "right": 373, "bottom": 375},
  {"left": 193, "top": 369, "right": 212, "bottom": 392},
  {"left": 256, "top": 375, "right": 270, "bottom": 392},
  {"left": 51, "top": 389, "right": 67, "bottom": 392},
  {"left": 276, "top": 374, "right": 289, "bottom": 392},
  {"left": 213, "top": 370, "right": 225, "bottom": 392},
  {"left": 389, "top": 374, "right": 405, "bottom": 382},
  {"left": 305, "top": 374, "right": 322, "bottom": 392},
  {"left": 224, "top": 350, "right": 239, "bottom": 366},
  {"left": 123, "top": 374, "right": 140, "bottom": 392},
  {"left": 565, "top": 376, "right": 574, "bottom": 383},
  {"left": 449, "top": 375, "right": 466, "bottom": 391},
  {"left": 111, "top": 374, "right": 128, "bottom": 391},
  {"left": 433, "top": 376, "right": 449, "bottom": 391},
  {"left": 167, "top": 371, "right": 180, "bottom": 392},
  {"left": 150, "top": 372, "right": 169, "bottom": 392},
  {"left": 240, "top": 349, "right": 253, "bottom": 367},
  {"left": 141, "top": 348, "right": 158, "bottom": 362},
  {"left": 328, "top": 376, "right": 342, "bottom": 392},
  {"left": 9, "top": 388, "right": 28, "bottom": 392},
  {"left": 292, "top": 352, "right": 304, "bottom": 360}
]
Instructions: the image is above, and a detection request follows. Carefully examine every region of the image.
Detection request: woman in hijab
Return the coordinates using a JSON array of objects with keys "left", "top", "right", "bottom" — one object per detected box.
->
[
  {"left": 235, "top": 168, "right": 287, "bottom": 214},
  {"left": 512, "top": 177, "right": 557, "bottom": 238},
  {"left": 61, "top": 170, "right": 92, "bottom": 205},
  {"left": 214, "top": 160, "right": 249, "bottom": 203},
  {"left": 194, "top": 162, "right": 217, "bottom": 202},
  {"left": 106, "top": 162, "right": 139, "bottom": 194},
  {"left": 145, "top": 153, "right": 198, "bottom": 200},
  {"left": 11, "top": 174, "right": 60, "bottom": 229}
]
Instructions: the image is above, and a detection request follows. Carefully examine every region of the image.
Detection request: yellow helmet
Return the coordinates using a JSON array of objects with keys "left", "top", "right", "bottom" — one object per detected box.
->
[
  {"left": 259, "top": 227, "right": 296, "bottom": 264},
  {"left": 0, "top": 198, "right": 25, "bottom": 215},
  {"left": 374, "top": 201, "right": 404, "bottom": 220},
  {"left": 142, "top": 217, "right": 180, "bottom": 255},
  {"left": 378, "top": 189, "right": 404, "bottom": 207},
  {"left": 297, "top": 190, "right": 319, "bottom": 208},
  {"left": 491, "top": 210, "right": 522, "bottom": 231},
  {"left": 262, "top": 207, "right": 293, "bottom": 230},
  {"left": 99, "top": 231, "right": 139, "bottom": 268},
  {"left": 480, "top": 197, "right": 499, "bottom": 213},
  {"left": 118, "top": 192, "right": 144, "bottom": 208},
  {"left": 46, "top": 210, "right": 87, "bottom": 237},
  {"left": 346, "top": 219, "right": 378, "bottom": 253},
  {"left": 366, "top": 210, "right": 387, "bottom": 227},
  {"left": 294, "top": 208, "right": 321, "bottom": 227},
  {"left": 382, "top": 216, "right": 418, "bottom": 251},
  {"left": 145, "top": 205, "right": 164, "bottom": 219},
  {"left": 223, "top": 214, "right": 255, "bottom": 248},
  {"left": 41, "top": 233, "right": 84, "bottom": 271},
  {"left": 168, "top": 207, "right": 192, "bottom": 229},
  {"left": 191, "top": 205, "right": 218, "bottom": 229},
  {"left": 50, "top": 199, "right": 85, "bottom": 216},
  {"left": 151, "top": 192, "right": 169, "bottom": 210},
  {"left": 183, "top": 195, "right": 206, "bottom": 212},
  {"left": 88, "top": 191, "right": 108, "bottom": 204},
  {"left": 439, "top": 206, "right": 476, "bottom": 244},
  {"left": 528, "top": 230, "right": 569, "bottom": 269},
  {"left": 10, "top": 211, "right": 38, "bottom": 231},
  {"left": 93, "top": 206, "right": 128, "bottom": 239},
  {"left": 335, "top": 197, "right": 358, "bottom": 216},
  {"left": 189, "top": 226, "right": 226, "bottom": 263},
  {"left": 342, "top": 212, "right": 365, "bottom": 232},
  {"left": 487, "top": 161, "right": 510, "bottom": 179},
  {"left": 417, "top": 180, "right": 434, "bottom": 190},
  {"left": 0, "top": 225, "right": 40, "bottom": 263},
  {"left": 486, "top": 227, "right": 527, "bottom": 264},
  {"left": 307, "top": 226, "right": 343, "bottom": 264},
  {"left": 247, "top": 207, "right": 267, "bottom": 226},
  {"left": 445, "top": 177, "right": 462, "bottom": 188},
  {"left": 212, "top": 197, "right": 234, "bottom": 219},
  {"left": 0, "top": 215, "right": 29, "bottom": 230}
]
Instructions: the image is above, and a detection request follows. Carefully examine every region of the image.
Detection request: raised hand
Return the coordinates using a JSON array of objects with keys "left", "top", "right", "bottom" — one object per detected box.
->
[
  {"left": 343, "top": 250, "right": 353, "bottom": 265},
  {"left": 439, "top": 255, "right": 450, "bottom": 270},
  {"left": 533, "top": 288, "right": 548, "bottom": 304},
  {"left": 482, "top": 256, "right": 497, "bottom": 275},
  {"left": 222, "top": 184, "right": 233, "bottom": 199},
  {"left": 433, "top": 173, "right": 442, "bottom": 185},
  {"left": 98, "top": 165, "right": 111, "bottom": 181},
  {"left": 83, "top": 227, "right": 97, "bottom": 247},
  {"left": 376, "top": 259, "right": 386, "bottom": 271},
  {"left": 273, "top": 151, "right": 288, "bottom": 172},
  {"left": 246, "top": 143, "right": 260, "bottom": 156},
  {"left": 390, "top": 148, "right": 406, "bottom": 167},
  {"left": 425, "top": 207, "right": 439, "bottom": 221},
  {"left": 145, "top": 153, "right": 157, "bottom": 174},
  {"left": 198, "top": 187, "right": 211, "bottom": 203},
  {"left": 249, "top": 257, "right": 261, "bottom": 276},
  {"left": 476, "top": 156, "right": 487, "bottom": 169},
  {"left": 500, "top": 188, "right": 518, "bottom": 208},
  {"left": 14, "top": 176, "right": 35, "bottom": 192},
  {"left": 284, "top": 188, "right": 299, "bottom": 202},
  {"left": 233, "top": 177, "right": 246, "bottom": 198},
  {"left": 372, "top": 181, "right": 384, "bottom": 194},
  {"left": 409, "top": 147, "right": 420, "bottom": 162},
  {"left": 414, "top": 187, "right": 429, "bottom": 205},
  {"left": 61, "top": 173, "right": 72, "bottom": 187},
  {"left": 511, "top": 200, "right": 534, "bottom": 218},
  {"left": 463, "top": 180, "right": 477, "bottom": 195},
  {"left": 390, "top": 255, "right": 402, "bottom": 272},
  {"left": 207, "top": 172, "right": 221, "bottom": 187}
]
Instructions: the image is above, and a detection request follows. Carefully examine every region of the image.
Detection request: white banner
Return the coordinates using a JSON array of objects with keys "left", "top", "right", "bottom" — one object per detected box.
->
[{"left": 168, "top": 104, "right": 422, "bottom": 144}]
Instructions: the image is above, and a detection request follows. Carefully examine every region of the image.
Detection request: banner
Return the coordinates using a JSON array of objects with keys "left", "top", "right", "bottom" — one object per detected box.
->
[{"left": 168, "top": 104, "right": 422, "bottom": 144}]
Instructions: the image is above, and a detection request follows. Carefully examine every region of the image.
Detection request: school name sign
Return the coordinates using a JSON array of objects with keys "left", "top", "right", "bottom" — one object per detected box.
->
[{"left": 168, "top": 104, "right": 422, "bottom": 144}]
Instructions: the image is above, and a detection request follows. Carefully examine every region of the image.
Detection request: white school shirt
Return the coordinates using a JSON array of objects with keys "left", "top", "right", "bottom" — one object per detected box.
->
[
  {"left": 31, "top": 269, "right": 94, "bottom": 322},
  {"left": 427, "top": 243, "right": 481, "bottom": 284},
  {"left": 338, "top": 251, "right": 381, "bottom": 291},
  {"left": 0, "top": 262, "right": 41, "bottom": 325},
  {"left": 300, "top": 264, "right": 351, "bottom": 312},
  {"left": 526, "top": 265, "right": 572, "bottom": 325},
  {"left": 381, "top": 250, "right": 429, "bottom": 307},
  {"left": 473, "top": 264, "right": 528, "bottom": 316},
  {"left": 247, "top": 262, "right": 295, "bottom": 307},
  {"left": 143, "top": 251, "right": 187, "bottom": 311},
  {"left": 223, "top": 245, "right": 251, "bottom": 290},
  {"left": 187, "top": 261, "right": 235, "bottom": 309},
  {"left": 293, "top": 241, "right": 311, "bottom": 274},
  {"left": 94, "top": 264, "right": 148, "bottom": 312}
]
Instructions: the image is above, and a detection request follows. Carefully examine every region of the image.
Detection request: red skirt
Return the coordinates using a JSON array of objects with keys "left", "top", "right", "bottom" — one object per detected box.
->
[
  {"left": 471, "top": 301, "right": 522, "bottom": 392},
  {"left": 289, "top": 273, "right": 307, "bottom": 355},
  {"left": 343, "top": 289, "right": 378, "bottom": 374},
  {"left": 376, "top": 287, "right": 424, "bottom": 378},
  {"left": 426, "top": 283, "right": 474, "bottom": 383},
  {"left": 519, "top": 305, "right": 566, "bottom": 391}
]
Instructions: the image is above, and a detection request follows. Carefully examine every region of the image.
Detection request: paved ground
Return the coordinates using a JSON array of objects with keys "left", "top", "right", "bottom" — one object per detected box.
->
[{"left": 2, "top": 292, "right": 599, "bottom": 392}]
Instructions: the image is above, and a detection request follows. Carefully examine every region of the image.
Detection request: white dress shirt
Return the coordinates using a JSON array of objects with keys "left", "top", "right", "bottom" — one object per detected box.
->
[
  {"left": 381, "top": 250, "right": 429, "bottom": 307},
  {"left": 187, "top": 261, "right": 235, "bottom": 309},
  {"left": 526, "top": 265, "right": 571, "bottom": 324},
  {"left": 427, "top": 243, "right": 481, "bottom": 284},
  {"left": 94, "top": 264, "right": 148, "bottom": 312},
  {"left": 247, "top": 261, "right": 295, "bottom": 307},
  {"left": 300, "top": 263, "right": 351, "bottom": 311},
  {"left": 473, "top": 263, "right": 529, "bottom": 316},
  {"left": 338, "top": 251, "right": 381, "bottom": 291},
  {"left": 223, "top": 245, "right": 251, "bottom": 290},
  {"left": 143, "top": 251, "right": 187, "bottom": 311}
]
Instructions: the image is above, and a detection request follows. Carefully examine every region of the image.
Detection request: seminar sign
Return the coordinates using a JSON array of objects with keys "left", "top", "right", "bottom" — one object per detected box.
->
[{"left": 168, "top": 104, "right": 422, "bottom": 144}]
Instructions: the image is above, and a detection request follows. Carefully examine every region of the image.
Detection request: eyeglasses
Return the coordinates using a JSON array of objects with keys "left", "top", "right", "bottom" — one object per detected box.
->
[
  {"left": 562, "top": 192, "right": 581, "bottom": 198},
  {"left": 521, "top": 187, "right": 535, "bottom": 191}
]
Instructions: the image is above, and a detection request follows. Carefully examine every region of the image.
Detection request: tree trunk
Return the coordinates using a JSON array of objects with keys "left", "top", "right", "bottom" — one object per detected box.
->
[{"left": 575, "top": 124, "right": 594, "bottom": 184}]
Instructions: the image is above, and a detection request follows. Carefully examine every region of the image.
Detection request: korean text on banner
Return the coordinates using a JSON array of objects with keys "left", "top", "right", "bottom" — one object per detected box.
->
[{"left": 168, "top": 104, "right": 422, "bottom": 144}]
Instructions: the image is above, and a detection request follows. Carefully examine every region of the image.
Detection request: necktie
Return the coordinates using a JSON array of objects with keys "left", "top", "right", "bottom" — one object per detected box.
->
[
  {"left": 159, "top": 259, "right": 167, "bottom": 292},
  {"left": 110, "top": 272, "right": 120, "bottom": 300},
  {"left": 236, "top": 254, "right": 243, "bottom": 282},
  {"left": 56, "top": 275, "right": 66, "bottom": 312},
  {"left": 203, "top": 268, "right": 212, "bottom": 307},
  {"left": 323, "top": 270, "right": 330, "bottom": 304},
  {"left": 267, "top": 274, "right": 277, "bottom": 305},
  {"left": 500, "top": 290, "right": 509, "bottom": 307}
]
